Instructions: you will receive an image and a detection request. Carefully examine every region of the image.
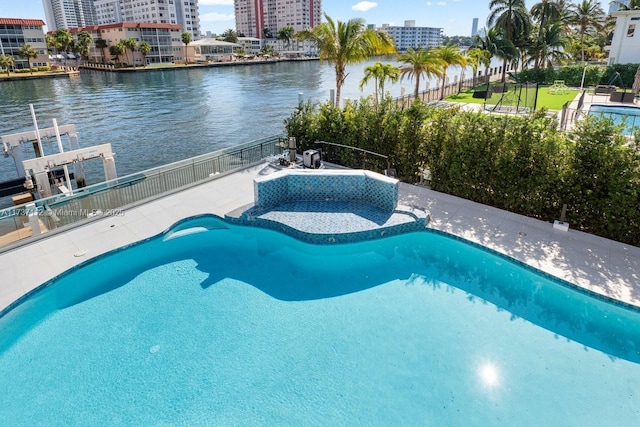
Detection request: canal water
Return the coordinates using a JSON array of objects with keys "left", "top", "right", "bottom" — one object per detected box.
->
[{"left": 0, "top": 57, "right": 481, "bottom": 186}]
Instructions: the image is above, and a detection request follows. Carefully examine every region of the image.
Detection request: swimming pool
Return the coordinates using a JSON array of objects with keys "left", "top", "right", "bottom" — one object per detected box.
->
[
  {"left": 588, "top": 104, "right": 640, "bottom": 135},
  {"left": 1, "top": 215, "right": 639, "bottom": 425}
]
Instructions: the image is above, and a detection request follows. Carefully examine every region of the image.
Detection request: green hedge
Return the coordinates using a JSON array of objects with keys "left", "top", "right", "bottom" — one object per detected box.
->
[
  {"left": 517, "top": 63, "right": 640, "bottom": 88},
  {"left": 285, "top": 100, "right": 640, "bottom": 245}
]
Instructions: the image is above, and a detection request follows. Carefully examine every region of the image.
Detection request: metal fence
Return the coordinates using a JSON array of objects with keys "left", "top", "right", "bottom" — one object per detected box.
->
[{"left": 0, "top": 134, "right": 286, "bottom": 249}]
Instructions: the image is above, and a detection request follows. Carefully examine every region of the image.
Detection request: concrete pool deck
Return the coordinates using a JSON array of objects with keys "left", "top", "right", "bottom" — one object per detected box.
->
[{"left": 1, "top": 161, "right": 639, "bottom": 312}]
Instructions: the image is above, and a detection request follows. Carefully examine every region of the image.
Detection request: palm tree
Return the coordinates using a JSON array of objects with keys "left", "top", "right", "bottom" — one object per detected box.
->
[
  {"left": 297, "top": 13, "right": 396, "bottom": 106},
  {"left": 434, "top": 44, "right": 467, "bottom": 100},
  {"left": 76, "top": 31, "right": 93, "bottom": 63},
  {"left": 17, "top": 44, "right": 38, "bottom": 74},
  {"left": 530, "top": 0, "right": 562, "bottom": 29},
  {"left": 397, "top": 47, "right": 444, "bottom": 101},
  {"left": 528, "top": 23, "right": 567, "bottom": 70},
  {"left": 488, "top": 0, "right": 531, "bottom": 82},
  {"left": 263, "top": 28, "right": 273, "bottom": 39},
  {"left": 359, "top": 62, "right": 400, "bottom": 104},
  {"left": 110, "top": 43, "right": 125, "bottom": 65},
  {"left": 139, "top": 41, "right": 151, "bottom": 67},
  {"left": 472, "top": 28, "right": 517, "bottom": 84},
  {"left": 95, "top": 38, "right": 108, "bottom": 64},
  {"left": 0, "top": 54, "right": 14, "bottom": 76},
  {"left": 570, "top": 0, "right": 605, "bottom": 63},
  {"left": 221, "top": 29, "right": 238, "bottom": 43},
  {"left": 53, "top": 29, "right": 72, "bottom": 55},
  {"left": 122, "top": 38, "right": 137, "bottom": 66},
  {"left": 182, "top": 32, "right": 192, "bottom": 64},
  {"left": 466, "top": 47, "right": 491, "bottom": 86},
  {"left": 278, "top": 26, "right": 295, "bottom": 50}
]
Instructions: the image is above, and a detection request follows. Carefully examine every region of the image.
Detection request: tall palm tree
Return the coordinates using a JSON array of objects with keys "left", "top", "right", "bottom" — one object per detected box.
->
[
  {"left": 0, "top": 54, "right": 14, "bottom": 76},
  {"left": 359, "top": 62, "right": 400, "bottom": 104},
  {"left": 122, "top": 38, "right": 137, "bottom": 66},
  {"left": 182, "top": 32, "right": 192, "bottom": 64},
  {"left": 17, "top": 44, "right": 38, "bottom": 74},
  {"left": 488, "top": 0, "right": 531, "bottom": 81},
  {"left": 397, "top": 47, "right": 444, "bottom": 101},
  {"left": 434, "top": 44, "right": 467, "bottom": 100},
  {"left": 277, "top": 26, "right": 295, "bottom": 50},
  {"left": 570, "top": 0, "right": 605, "bottom": 63},
  {"left": 297, "top": 13, "right": 396, "bottom": 106},
  {"left": 95, "top": 38, "right": 108, "bottom": 64},
  {"left": 139, "top": 41, "right": 151, "bottom": 67}
]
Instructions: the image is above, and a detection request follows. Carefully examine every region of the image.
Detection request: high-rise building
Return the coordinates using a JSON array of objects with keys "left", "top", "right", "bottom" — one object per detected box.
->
[
  {"left": 378, "top": 21, "right": 443, "bottom": 52},
  {"left": 42, "top": 0, "right": 98, "bottom": 31},
  {"left": 471, "top": 18, "right": 478, "bottom": 37},
  {"left": 92, "top": 0, "right": 200, "bottom": 38},
  {"left": 234, "top": 0, "right": 322, "bottom": 39}
]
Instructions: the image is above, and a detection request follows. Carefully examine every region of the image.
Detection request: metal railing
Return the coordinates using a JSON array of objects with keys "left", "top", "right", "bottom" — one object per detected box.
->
[{"left": 0, "top": 134, "right": 286, "bottom": 249}]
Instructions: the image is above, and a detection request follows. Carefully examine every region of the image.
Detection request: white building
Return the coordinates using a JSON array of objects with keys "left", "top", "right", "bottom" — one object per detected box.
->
[
  {"left": 42, "top": 0, "right": 98, "bottom": 31},
  {"left": 0, "top": 18, "right": 50, "bottom": 69},
  {"left": 92, "top": 0, "right": 200, "bottom": 38},
  {"left": 607, "top": 9, "right": 640, "bottom": 64},
  {"left": 609, "top": 0, "right": 629, "bottom": 14},
  {"left": 378, "top": 20, "right": 443, "bottom": 52},
  {"left": 234, "top": 0, "right": 322, "bottom": 39}
]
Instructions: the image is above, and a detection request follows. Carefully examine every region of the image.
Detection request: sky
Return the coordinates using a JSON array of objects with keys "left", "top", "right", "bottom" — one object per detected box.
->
[{"left": 3, "top": 0, "right": 613, "bottom": 37}]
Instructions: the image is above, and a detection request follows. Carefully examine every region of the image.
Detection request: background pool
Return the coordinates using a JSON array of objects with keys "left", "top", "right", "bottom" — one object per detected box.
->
[
  {"left": 0, "top": 217, "right": 639, "bottom": 425},
  {"left": 588, "top": 104, "right": 640, "bottom": 135}
]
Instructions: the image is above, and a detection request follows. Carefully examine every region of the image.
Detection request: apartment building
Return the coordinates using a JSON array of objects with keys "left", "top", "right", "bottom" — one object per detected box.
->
[
  {"left": 90, "top": 0, "right": 200, "bottom": 38},
  {"left": 70, "top": 22, "right": 183, "bottom": 64},
  {"left": 42, "top": 0, "right": 99, "bottom": 31},
  {"left": 234, "top": 0, "right": 321, "bottom": 39},
  {"left": 378, "top": 20, "right": 443, "bottom": 52},
  {"left": 0, "top": 18, "right": 50, "bottom": 69}
]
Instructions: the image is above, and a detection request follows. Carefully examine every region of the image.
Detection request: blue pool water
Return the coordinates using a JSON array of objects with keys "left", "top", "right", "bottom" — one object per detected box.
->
[
  {"left": 588, "top": 104, "right": 640, "bottom": 135},
  {"left": 1, "top": 216, "right": 640, "bottom": 425}
]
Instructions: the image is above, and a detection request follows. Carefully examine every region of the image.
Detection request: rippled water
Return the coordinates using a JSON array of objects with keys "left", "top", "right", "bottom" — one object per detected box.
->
[
  {"left": 0, "top": 57, "right": 483, "bottom": 185},
  {"left": 0, "top": 60, "right": 375, "bottom": 182}
]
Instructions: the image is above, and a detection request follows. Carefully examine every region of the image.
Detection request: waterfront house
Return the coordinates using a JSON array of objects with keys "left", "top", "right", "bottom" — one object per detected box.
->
[{"left": 0, "top": 18, "right": 50, "bottom": 70}]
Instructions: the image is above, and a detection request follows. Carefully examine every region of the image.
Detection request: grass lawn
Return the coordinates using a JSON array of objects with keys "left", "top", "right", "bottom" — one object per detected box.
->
[{"left": 446, "top": 85, "right": 579, "bottom": 110}]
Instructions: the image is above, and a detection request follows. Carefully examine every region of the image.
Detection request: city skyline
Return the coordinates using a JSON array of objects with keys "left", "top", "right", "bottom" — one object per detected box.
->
[{"left": 6, "top": 0, "right": 613, "bottom": 36}]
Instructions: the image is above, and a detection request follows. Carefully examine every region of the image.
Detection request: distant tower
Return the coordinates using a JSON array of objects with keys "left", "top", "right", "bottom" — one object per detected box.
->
[
  {"left": 471, "top": 18, "right": 479, "bottom": 37},
  {"left": 42, "top": 0, "right": 98, "bottom": 31}
]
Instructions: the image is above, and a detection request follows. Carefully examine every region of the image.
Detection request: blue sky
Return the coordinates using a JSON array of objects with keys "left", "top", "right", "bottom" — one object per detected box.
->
[{"left": 5, "top": 0, "right": 612, "bottom": 36}]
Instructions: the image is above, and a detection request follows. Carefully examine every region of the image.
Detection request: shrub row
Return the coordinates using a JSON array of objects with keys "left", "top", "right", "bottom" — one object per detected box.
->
[
  {"left": 284, "top": 99, "right": 640, "bottom": 245},
  {"left": 517, "top": 63, "right": 639, "bottom": 88}
]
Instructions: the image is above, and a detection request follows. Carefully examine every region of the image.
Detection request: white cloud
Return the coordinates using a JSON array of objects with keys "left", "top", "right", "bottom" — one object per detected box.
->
[
  {"left": 437, "top": 1, "right": 446, "bottom": 5},
  {"left": 352, "top": 1, "right": 378, "bottom": 12},
  {"left": 199, "top": 0, "right": 233, "bottom": 5},
  {"left": 426, "top": 1, "right": 433, "bottom": 5},
  {"left": 200, "top": 12, "right": 235, "bottom": 22}
]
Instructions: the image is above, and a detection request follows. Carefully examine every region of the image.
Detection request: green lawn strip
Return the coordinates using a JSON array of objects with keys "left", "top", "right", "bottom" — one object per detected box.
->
[{"left": 446, "top": 86, "right": 579, "bottom": 110}]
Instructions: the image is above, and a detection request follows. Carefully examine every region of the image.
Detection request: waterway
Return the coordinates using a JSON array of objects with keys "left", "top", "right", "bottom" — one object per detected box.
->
[{"left": 0, "top": 57, "right": 482, "bottom": 188}]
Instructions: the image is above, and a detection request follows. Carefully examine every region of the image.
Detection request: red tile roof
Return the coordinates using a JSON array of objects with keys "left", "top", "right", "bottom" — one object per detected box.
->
[{"left": 0, "top": 18, "right": 46, "bottom": 26}]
